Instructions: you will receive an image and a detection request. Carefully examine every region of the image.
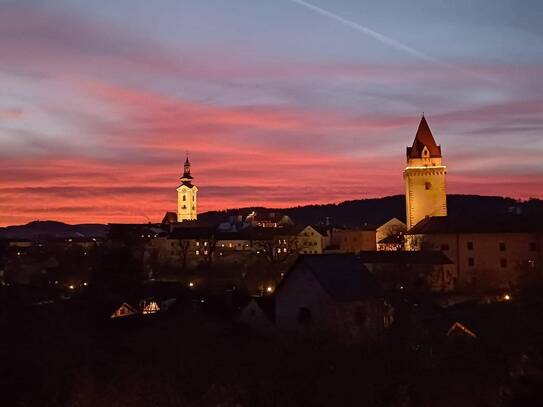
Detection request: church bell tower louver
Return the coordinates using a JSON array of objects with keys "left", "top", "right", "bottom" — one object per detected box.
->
[{"left": 404, "top": 116, "right": 447, "bottom": 229}]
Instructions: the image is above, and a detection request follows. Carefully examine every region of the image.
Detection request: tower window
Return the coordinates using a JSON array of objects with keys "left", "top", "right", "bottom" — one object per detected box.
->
[
  {"left": 530, "top": 242, "right": 536, "bottom": 251},
  {"left": 468, "top": 257, "right": 475, "bottom": 267},
  {"left": 183, "top": 195, "right": 186, "bottom": 201},
  {"left": 500, "top": 258, "right": 507, "bottom": 268},
  {"left": 425, "top": 182, "right": 432, "bottom": 190},
  {"left": 499, "top": 242, "right": 506, "bottom": 251},
  {"left": 467, "top": 242, "right": 474, "bottom": 250}
]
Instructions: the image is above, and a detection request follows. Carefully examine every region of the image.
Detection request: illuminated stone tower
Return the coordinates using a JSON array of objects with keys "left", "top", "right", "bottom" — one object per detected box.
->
[
  {"left": 404, "top": 116, "right": 447, "bottom": 229},
  {"left": 177, "top": 155, "right": 198, "bottom": 222}
]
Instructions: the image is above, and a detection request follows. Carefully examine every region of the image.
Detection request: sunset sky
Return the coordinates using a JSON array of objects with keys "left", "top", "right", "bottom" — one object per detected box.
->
[{"left": 1, "top": 0, "right": 542, "bottom": 226}]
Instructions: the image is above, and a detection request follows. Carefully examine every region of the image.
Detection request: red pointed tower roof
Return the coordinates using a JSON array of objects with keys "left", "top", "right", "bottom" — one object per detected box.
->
[{"left": 407, "top": 116, "right": 442, "bottom": 159}]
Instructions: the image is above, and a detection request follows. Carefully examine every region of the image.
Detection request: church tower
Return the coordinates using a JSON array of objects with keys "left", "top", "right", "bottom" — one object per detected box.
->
[
  {"left": 404, "top": 116, "right": 447, "bottom": 229},
  {"left": 177, "top": 155, "right": 198, "bottom": 222}
]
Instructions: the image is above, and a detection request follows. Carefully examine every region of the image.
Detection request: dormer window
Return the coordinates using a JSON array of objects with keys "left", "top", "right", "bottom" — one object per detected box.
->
[{"left": 422, "top": 146, "right": 429, "bottom": 157}]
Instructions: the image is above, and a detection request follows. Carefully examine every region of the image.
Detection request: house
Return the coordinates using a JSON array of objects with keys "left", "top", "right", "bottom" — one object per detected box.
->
[
  {"left": 376, "top": 218, "right": 407, "bottom": 251},
  {"left": 275, "top": 254, "right": 385, "bottom": 344},
  {"left": 111, "top": 302, "right": 138, "bottom": 319},
  {"left": 405, "top": 216, "right": 543, "bottom": 293},
  {"left": 245, "top": 211, "right": 294, "bottom": 228},
  {"left": 329, "top": 227, "right": 377, "bottom": 253},
  {"left": 357, "top": 250, "right": 455, "bottom": 292},
  {"left": 296, "top": 225, "right": 330, "bottom": 254},
  {"left": 446, "top": 322, "right": 477, "bottom": 339}
]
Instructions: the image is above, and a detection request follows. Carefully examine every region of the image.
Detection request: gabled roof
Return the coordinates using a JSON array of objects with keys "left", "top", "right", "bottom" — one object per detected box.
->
[
  {"left": 407, "top": 116, "right": 442, "bottom": 159},
  {"left": 162, "top": 212, "right": 177, "bottom": 225},
  {"left": 279, "top": 254, "right": 382, "bottom": 302},
  {"left": 407, "top": 215, "right": 543, "bottom": 235}
]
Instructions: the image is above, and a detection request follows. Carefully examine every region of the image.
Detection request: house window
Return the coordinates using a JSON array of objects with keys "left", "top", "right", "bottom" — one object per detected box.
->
[
  {"left": 297, "top": 307, "right": 312, "bottom": 325},
  {"left": 183, "top": 195, "right": 186, "bottom": 201},
  {"left": 441, "top": 243, "right": 449, "bottom": 251},
  {"left": 195, "top": 250, "right": 200, "bottom": 255},
  {"left": 425, "top": 182, "right": 432, "bottom": 190},
  {"left": 500, "top": 258, "right": 507, "bottom": 268},
  {"left": 468, "top": 257, "right": 475, "bottom": 267},
  {"left": 530, "top": 242, "right": 537, "bottom": 251},
  {"left": 467, "top": 242, "right": 474, "bottom": 250},
  {"left": 499, "top": 242, "right": 506, "bottom": 251}
]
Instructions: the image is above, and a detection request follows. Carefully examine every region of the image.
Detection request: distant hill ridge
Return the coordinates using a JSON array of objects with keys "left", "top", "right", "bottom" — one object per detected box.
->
[{"left": 1, "top": 195, "right": 541, "bottom": 239}]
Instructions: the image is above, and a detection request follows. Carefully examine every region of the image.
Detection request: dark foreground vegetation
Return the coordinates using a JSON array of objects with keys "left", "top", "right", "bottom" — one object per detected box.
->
[{"left": 2, "top": 279, "right": 543, "bottom": 407}]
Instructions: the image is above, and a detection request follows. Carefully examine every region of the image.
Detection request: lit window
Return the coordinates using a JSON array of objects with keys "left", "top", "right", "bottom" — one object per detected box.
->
[
  {"left": 196, "top": 250, "right": 200, "bottom": 255},
  {"left": 204, "top": 241, "right": 208, "bottom": 247},
  {"left": 196, "top": 242, "right": 200, "bottom": 246}
]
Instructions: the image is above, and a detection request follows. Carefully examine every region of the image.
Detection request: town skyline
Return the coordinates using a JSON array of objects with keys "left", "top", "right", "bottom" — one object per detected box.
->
[{"left": 1, "top": 0, "right": 542, "bottom": 226}]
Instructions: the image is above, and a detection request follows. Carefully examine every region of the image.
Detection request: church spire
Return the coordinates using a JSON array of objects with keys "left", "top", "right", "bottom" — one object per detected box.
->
[
  {"left": 407, "top": 115, "right": 442, "bottom": 159},
  {"left": 182, "top": 152, "right": 193, "bottom": 181}
]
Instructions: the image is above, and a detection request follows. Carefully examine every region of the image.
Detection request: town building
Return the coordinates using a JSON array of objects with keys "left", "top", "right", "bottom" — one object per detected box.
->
[
  {"left": 376, "top": 218, "right": 407, "bottom": 251},
  {"left": 177, "top": 155, "right": 198, "bottom": 222},
  {"left": 404, "top": 116, "right": 447, "bottom": 229},
  {"left": 296, "top": 225, "right": 330, "bottom": 254},
  {"left": 245, "top": 211, "right": 294, "bottom": 228},
  {"left": 405, "top": 216, "right": 543, "bottom": 293},
  {"left": 357, "top": 250, "right": 455, "bottom": 292},
  {"left": 329, "top": 227, "right": 377, "bottom": 253},
  {"left": 275, "top": 254, "right": 386, "bottom": 344}
]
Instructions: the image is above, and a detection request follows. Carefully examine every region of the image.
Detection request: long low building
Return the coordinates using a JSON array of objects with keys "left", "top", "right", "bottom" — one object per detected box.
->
[{"left": 405, "top": 216, "right": 543, "bottom": 293}]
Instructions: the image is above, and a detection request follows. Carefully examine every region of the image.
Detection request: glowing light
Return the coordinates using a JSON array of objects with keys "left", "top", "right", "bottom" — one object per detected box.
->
[
  {"left": 68, "top": 284, "right": 75, "bottom": 290},
  {"left": 266, "top": 286, "right": 274, "bottom": 293},
  {"left": 143, "top": 301, "right": 160, "bottom": 314},
  {"left": 189, "top": 282, "right": 194, "bottom": 287},
  {"left": 504, "top": 294, "right": 511, "bottom": 301}
]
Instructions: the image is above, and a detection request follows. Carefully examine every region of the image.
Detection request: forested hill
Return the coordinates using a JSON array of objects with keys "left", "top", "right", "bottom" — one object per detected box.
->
[
  {"left": 1, "top": 195, "right": 542, "bottom": 238},
  {"left": 198, "top": 194, "right": 543, "bottom": 228}
]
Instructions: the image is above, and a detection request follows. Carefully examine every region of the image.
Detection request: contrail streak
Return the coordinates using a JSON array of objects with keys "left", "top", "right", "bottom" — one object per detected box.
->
[{"left": 288, "top": 0, "right": 440, "bottom": 64}]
